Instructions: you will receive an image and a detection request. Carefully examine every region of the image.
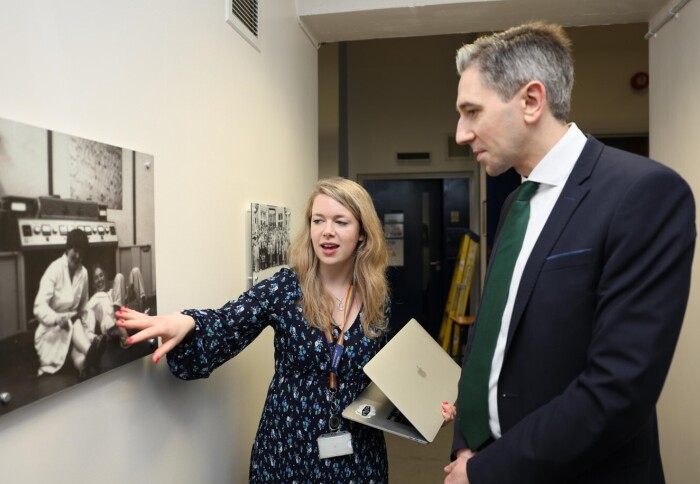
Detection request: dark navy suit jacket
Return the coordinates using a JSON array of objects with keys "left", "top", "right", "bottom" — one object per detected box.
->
[{"left": 452, "top": 136, "right": 696, "bottom": 484}]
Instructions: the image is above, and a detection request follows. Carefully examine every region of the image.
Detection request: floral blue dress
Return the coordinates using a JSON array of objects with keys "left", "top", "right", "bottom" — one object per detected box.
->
[{"left": 167, "top": 268, "right": 389, "bottom": 483}]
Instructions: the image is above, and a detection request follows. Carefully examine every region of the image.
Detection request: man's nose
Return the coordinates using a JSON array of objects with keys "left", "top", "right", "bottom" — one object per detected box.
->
[{"left": 455, "top": 118, "right": 475, "bottom": 145}]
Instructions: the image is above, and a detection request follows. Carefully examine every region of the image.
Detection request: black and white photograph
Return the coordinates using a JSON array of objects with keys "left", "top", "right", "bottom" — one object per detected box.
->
[
  {"left": 0, "top": 116, "right": 157, "bottom": 416},
  {"left": 251, "top": 202, "right": 291, "bottom": 281}
]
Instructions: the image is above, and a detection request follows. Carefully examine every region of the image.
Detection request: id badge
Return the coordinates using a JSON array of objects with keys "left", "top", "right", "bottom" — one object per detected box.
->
[
  {"left": 329, "top": 343, "right": 344, "bottom": 373},
  {"left": 317, "top": 430, "right": 354, "bottom": 459}
]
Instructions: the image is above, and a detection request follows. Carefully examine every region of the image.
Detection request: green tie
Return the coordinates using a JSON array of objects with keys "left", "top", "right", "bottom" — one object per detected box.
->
[{"left": 458, "top": 180, "right": 539, "bottom": 449}]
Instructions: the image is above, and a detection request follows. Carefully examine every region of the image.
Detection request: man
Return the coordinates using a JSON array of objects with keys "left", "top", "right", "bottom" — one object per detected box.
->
[
  {"left": 34, "top": 228, "right": 106, "bottom": 379},
  {"left": 444, "top": 22, "right": 695, "bottom": 484}
]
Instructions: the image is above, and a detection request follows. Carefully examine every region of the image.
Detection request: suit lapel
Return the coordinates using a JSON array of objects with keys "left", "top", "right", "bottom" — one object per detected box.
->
[{"left": 504, "top": 136, "right": 605, "bottom": 352}]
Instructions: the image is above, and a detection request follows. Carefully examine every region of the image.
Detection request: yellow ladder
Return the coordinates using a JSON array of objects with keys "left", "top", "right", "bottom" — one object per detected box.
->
[{"left": 438, "top": 231, "right": 479, "bottom": 357}]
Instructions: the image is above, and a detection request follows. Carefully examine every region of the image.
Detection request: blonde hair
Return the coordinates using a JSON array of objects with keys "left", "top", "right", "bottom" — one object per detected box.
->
[{"left": 289, "top": 177, "right": 389, "bottom": 338}]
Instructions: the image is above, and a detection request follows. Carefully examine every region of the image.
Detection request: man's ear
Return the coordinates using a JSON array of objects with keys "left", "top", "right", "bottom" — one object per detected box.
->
[{"left": 521, "top": 81, "right": 546, "bottom": 125}]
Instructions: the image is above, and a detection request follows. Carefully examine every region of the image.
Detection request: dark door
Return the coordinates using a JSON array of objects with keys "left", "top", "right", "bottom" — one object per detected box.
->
[{"left": 363, "top": 178, "right": 470, "bottom": 340}]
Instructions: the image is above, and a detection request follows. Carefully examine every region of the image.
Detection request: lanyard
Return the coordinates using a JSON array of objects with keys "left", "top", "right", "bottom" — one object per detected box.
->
[{"left": 324, "top": 285, "right": 356, "bottom": 390}]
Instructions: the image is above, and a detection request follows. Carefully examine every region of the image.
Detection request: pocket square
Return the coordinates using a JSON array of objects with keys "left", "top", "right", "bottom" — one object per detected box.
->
[{"left": 546, "top": 248, "right": 592, "bottom": 261}]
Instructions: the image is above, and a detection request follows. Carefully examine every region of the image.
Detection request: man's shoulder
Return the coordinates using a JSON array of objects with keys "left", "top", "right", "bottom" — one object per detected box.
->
[
  {"left": 46, "top": 256, "right": 65, "bottom": 274},
  {"left": 583, "top": 136, "right": 683, "bottom": 181}
]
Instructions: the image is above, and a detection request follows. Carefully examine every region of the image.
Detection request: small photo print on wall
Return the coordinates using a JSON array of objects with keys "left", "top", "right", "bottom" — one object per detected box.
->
[
  {"left": 0, "top": 115, "right": 158, "bottom": 417},
  {"left": 251, "top": 203, "right": 291, "bottom": 283}
]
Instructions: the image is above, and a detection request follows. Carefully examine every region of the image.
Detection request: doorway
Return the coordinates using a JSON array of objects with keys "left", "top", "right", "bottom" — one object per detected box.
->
[{"left": 361, "top": 175, "right": 476, "bottom": 340}]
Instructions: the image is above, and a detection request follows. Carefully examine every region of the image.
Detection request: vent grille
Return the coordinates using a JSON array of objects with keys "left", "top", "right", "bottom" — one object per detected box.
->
[
  {"left": 226, "top": 0, "right": 260, "bottom": 51},
  {"left": 396, "top": 152, "right": 431, "bottom": 163},
  {"left": 231, "top": 0, "right": 258, "bottom": 37}
]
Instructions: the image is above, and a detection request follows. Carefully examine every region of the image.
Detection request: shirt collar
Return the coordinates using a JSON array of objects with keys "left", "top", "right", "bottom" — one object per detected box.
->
[{"left": 524, "top": 123, "right": 587, "bottom": 187}]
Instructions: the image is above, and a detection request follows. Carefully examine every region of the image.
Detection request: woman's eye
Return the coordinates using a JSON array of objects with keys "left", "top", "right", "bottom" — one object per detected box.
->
[{"left": 336, "top": 220, "right": 348, "bottom": 226}]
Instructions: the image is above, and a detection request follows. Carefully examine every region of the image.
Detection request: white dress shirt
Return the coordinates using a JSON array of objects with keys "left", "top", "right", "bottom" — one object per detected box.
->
[{"left": 488, "top": 123, "right": 587, "bottom": 438}]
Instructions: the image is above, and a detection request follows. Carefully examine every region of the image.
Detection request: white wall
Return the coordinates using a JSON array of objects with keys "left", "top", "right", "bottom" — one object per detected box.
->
[
  {"left": 346, "top": 34, "right": 478, "bottom": 180},
  {"left": 0, "top": 1, "right": 318, "bottom": 483},
  {"left": 567, "top": 24, "right": 650, "bottom": 135},
  {"left": 342, "top": 25, "right": 649, "bottom": 182},
  {"left": 318, "top": 43, "right": 340, "bottom": 178},
  {"left": 649, "top": 0, "right": 700, "bottom": 482}
]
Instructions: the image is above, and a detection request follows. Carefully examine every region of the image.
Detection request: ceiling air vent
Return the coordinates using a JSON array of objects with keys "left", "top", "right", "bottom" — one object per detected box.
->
[{"left": 226, "top": 0, "right": 260, "bottom": 51}]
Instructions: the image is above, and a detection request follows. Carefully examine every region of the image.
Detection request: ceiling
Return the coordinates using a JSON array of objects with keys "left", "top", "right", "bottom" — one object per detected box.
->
[{"left": 297, "top": 0, "right": 670, "bottom": 43}]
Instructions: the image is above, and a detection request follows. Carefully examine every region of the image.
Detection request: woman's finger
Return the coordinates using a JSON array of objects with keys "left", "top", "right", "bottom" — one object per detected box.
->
[
  {"left": 117, "top": 306, "right": 135, "bottom": 316},
  {"left": 118, "top": 312, "right": 193, "bottom": 363},
  {"left": 124, "top": 325, "right": 162, "bottom": 345},
  {"left": 441, "top": 402, "right": 456, "bottom": 422},
  {"left": 116, "top": 307, "right": 146, "bottom": 321},
  {"left": 116, "top": 312, "right": 154, "bottom": 331},
  {"left": 151, "top": 337, "right": 183, "bottom": 363}
]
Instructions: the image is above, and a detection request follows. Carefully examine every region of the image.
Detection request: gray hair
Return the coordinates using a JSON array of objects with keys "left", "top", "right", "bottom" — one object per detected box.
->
[{"left": 456, "top": 22, "right": 574, "bottom": 122}]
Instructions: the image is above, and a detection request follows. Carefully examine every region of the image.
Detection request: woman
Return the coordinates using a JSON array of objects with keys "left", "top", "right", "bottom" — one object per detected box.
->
[
  {"left": 82, "top": 263, "right": 146, "bottom": 349},
  {"left": 117, "top": 177, "right": 392, "bottom": 482}
]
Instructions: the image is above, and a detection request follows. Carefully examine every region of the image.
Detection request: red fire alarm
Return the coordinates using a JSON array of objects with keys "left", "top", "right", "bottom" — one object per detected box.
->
[{"left": 630, "top": 71, "right": 649, "bottom": 90}]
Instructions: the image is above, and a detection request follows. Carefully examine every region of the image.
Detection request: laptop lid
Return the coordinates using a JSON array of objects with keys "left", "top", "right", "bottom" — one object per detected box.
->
[{"left": 344, "top": 318, "right": 461, "bottom": 443}]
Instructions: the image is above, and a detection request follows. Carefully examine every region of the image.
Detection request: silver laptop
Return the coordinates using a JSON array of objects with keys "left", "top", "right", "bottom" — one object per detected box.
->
[{"left": 342, "top": 318, "right": 461, "bottom": 444}]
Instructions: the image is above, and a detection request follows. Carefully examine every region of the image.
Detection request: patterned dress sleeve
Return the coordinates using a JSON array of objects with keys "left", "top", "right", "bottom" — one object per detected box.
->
[{"left": 167, "top": 269, "right": 296, "bottom": 380}]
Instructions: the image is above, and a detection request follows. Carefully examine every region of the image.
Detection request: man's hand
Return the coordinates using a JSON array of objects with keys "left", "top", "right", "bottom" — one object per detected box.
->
[
  {"left": 56, "top": 313, "right": 73, "bottom": 330},
  {"left": 444, "top": 448, "right": 475, "bottom": 484}
]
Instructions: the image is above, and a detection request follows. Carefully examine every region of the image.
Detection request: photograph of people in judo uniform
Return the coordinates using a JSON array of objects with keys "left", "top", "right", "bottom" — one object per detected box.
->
[{"left": 0, "top": 116, "right": 158, "bottom": 416}]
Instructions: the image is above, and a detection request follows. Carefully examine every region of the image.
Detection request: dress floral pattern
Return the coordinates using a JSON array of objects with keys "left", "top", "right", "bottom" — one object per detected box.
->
[{"left": 168, "top": 268, "right": 389, "bottom": 483}]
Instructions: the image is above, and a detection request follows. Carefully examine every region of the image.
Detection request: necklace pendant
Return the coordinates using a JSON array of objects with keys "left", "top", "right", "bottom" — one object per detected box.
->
[{"left": 338, "top": 301, "right": 344, "bottom": 311}]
